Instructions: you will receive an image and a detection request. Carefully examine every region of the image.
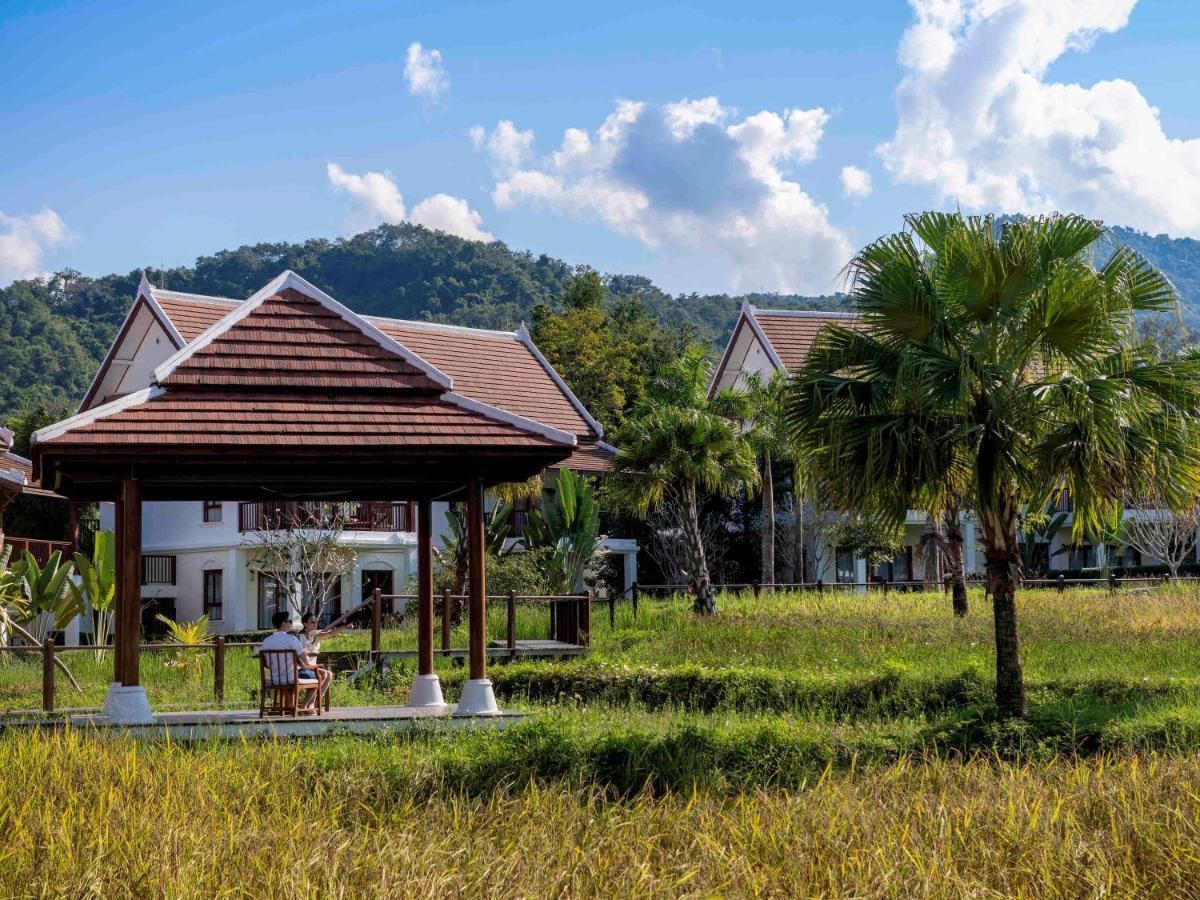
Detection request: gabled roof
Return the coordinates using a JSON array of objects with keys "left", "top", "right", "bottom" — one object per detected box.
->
[
  {"left": 135, "top": 277, "right": 608, "bottom": 446},
  {"left": 1, "top": 450, "right": 62, "bottom": 499},
  {"left": 711, "top": 300, "right": 860, "bottom": 395}
]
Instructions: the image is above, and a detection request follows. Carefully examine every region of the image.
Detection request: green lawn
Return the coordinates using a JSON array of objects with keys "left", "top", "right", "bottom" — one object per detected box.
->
[{"left": 5, "top": 585, "right": 1200, "bottom": 895}]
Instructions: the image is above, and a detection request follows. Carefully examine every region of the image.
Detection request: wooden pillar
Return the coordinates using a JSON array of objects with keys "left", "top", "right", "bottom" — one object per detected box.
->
[
  {"left": 115, "top": 474, "right": 142, "bottom": 687},
  {"left": 466, "top": 478, "right": 486, "bottom": 681},
  {"left": 417, "top": 498, "right": 434, "bottom": 677}
]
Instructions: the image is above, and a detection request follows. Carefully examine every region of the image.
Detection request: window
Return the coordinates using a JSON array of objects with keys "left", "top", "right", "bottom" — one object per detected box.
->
[
  {"left": 203, "top": 570, "right": 223, "bottom": 621},
  {"left": 303, "top": 574, "right": 343, "bottom": 626},
  {"left": 1067, "top": 544, "right": 1094, "bottom": 569},
  {"left": 202, "top": 501, "right": 223, "bottom": 523},
  {"left": 835, "top": 547, "right": 856, "bottom": 584},
  {"left": 258, "top": 575, "right": 283, "bottom": 630}
]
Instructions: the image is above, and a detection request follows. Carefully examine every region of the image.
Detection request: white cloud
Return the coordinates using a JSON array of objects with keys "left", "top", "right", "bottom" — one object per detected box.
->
[
  {"left": 409, "top": 194, "right": 493, "bottom": 242},
  {"left": 404, "top": 42, "right": 449, "bottom": 101},
  {"left": 0, "top": 208, "right": 68, "bottom": 286},
  {"left": 327, "top": 163, "right": 492, "bottom": 242},
  {"left": 840, "top": 165, "right": 873, "bottom": 199},
  {"left": 879, "top": 0, "right": 1200, "bottom": 236},
  {"left": 474, "top": 97, "right": 852, "bottom": 293}
]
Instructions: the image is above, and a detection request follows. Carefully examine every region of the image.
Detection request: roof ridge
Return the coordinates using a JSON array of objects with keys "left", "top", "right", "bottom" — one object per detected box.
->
[
  {"left": 749, "top": 306, "right": 859, "bottom": 319},
  {"left": 366, "top": 315, "right": 519, "bottom": 340},
  {"left": 151, "top": 288, "right": 241, "bottom": 305}
]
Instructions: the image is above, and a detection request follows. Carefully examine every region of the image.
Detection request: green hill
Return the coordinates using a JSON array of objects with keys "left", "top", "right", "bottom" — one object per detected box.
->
[
  {"left": 0, "top": 223, "right": 843, "bottom": 420},
  {"left": 6, "top": 218, "right": 1198, "bottom": 422}
]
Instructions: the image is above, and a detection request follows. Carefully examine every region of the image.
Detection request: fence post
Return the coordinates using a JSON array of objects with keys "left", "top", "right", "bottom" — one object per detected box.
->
[
  {"left": 507, "top": 590, "right": 517, "bottom": 653},
  {"left": 1109, "top": 572, "right": 1119, "bottom": 596},
  {"left": 1058, "top": 574, "right": 1065, "bottom": 594},
  {"left": 608, "top": 591, "right": 616, "bottom": 629},
  {"left": 883, "top": 579, "right": 889, "bottom": 598},
  {"left": 441, "top": 588, "right": 452, "bottom": 651},
  {"left": 753, "top": 581, "right": 761, "bottom": 599},
  {"left": 631, "top": 582, "right": 639, "bottom": 619},
  {"left": 943, "top": 574, "right": 951, "bottom": 595},
  {"left": 213, "top": 636, "right": 225, "bottom": 704},
  {"left": 817, "top": 578, "right": 824, "bottom": 595},
  {"left": 42, "top": 639, "right": 55, "bottom": 714},
  {"left": 371, "top": 587, "right": 382, "bottom": 654},
  {"left": 580, "top": 590, "right": 592, "bottom": 647}
]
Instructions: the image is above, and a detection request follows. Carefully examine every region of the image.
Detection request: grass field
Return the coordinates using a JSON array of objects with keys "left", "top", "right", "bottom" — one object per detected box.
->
[{"left": 4, "top": 585, "right": 1200, "bottom": 896}]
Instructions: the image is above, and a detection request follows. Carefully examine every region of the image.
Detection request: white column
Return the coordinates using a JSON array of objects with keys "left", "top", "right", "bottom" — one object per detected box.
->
[
  {"left": 225, "top": 547, "right": 245, "bottom": 632},
  {"left": 623, "top": 549, "right": 638, "bottom": 595},
  {"left": 964, "top": 521, "right": 978, "bottom": 574}
]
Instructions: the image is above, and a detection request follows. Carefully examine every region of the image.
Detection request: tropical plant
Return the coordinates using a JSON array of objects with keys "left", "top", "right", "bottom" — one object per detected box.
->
[
  {"left": 72, "top": 529, "right": 115, "bottom": 658},
  {"left": 790, "top": 212, "right": 1200, "bottom": 717},
  {"left": 519, "top": 468, "right": 603, "bottom": 594},
  {"left": 155, "top": 614, "right": 211, "bottom": 678},
  {"left": 438, "top": 500, "right": 514, "bottom": 593},
  {"left": 1017, "top": 511, "right": 1070, "bottom": 578},
  {"left": 826, "top": 516, "right": 906, "bottom": 577},
  {"left": 0, "top": 545, "right": 84, "bottom": 694},
  {"left": 742, "top": 369, "right": 795, "bottom": 587},
  {"left": 610, "top": 344, "right": 760, "bottom": 614},
  {"left": 2, "top": 549, "right": 82, "bottom": 644}
]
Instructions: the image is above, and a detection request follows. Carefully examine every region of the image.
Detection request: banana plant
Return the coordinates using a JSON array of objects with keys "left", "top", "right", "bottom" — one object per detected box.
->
[
  {"left": 0, "top": 545, "right": 83, "bottom": 695},
  {"left": 73, "top": 530, "right": 116, "bottom": 660},
  {"left": 520, "top": 468, "right": 603, "bottom": 594}
]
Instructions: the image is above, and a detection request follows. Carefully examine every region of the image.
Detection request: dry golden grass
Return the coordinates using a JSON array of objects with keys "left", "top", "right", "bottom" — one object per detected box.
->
[{"left": 2, "top": 730, "right": 1200, "bottom": 898}]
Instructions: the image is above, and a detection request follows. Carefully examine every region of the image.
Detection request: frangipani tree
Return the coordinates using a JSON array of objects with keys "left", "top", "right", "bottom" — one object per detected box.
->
[{"left": 790, "top": 212, "right": 1200, "bottom": 717}]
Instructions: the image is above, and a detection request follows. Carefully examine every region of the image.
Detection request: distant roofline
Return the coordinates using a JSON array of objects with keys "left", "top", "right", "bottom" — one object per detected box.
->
[
  {"left": 365, "top": 314, "right": 519, "bottom": 341},
  {"left": 150, "top": 287, "right": 241, "bottom": 306},
  {"left": 749, "top": 305, "right": 859, "bottom": 320}
]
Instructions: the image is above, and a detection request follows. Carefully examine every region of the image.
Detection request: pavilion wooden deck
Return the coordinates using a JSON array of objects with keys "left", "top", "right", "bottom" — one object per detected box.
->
[
  {"left": 2, "top": 704, "right": 522, "bottom": 741},
  {"left": 373, "top": 639, "right": 584, "bottom": 666}
]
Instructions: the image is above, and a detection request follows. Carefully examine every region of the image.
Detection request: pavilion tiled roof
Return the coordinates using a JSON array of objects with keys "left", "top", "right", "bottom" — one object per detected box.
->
[
  {"left": 161, "top": 289, "right": 445, "bottom": 393},
  {"left": 148, "top": 285, "right": 603, "bottom": 440},
  {"left": 0, "top": 451, "right": 62, "bottom": 499},
  {"left": 40, "top": 392, "right": 563, "bottom": 451},
  {"left": 750, "top": 308, "right": 861, "bottom": 372},
  {"left": 38, "top": 272, "right": 578, "bottom": 465}
]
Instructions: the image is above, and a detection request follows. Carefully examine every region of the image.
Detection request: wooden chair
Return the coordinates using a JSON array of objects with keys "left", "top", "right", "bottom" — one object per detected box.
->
[{"left": 258, "top": 649, "right": 322, "bottom": 718}]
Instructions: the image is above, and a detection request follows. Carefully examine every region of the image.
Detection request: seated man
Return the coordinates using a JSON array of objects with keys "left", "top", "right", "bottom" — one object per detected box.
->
[{"left": 260, "top": 611, "right": 319, "bottom": 711}]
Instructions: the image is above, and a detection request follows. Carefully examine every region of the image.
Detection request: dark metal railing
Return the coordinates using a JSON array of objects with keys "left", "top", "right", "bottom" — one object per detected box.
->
[
  {"left": 141, "top": 554, "right": 176, "bottom": 586},
  {"left": 3, "top": 537, "right": 74, "bottom": 565},
  {"left": 238, "top": 501, "right": 412, "bottom": 533}
]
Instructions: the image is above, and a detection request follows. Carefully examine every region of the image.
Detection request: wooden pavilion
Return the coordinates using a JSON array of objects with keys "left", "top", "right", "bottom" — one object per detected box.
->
[{"left": 31, "top": 271, "right": 577, "bottom": 722}]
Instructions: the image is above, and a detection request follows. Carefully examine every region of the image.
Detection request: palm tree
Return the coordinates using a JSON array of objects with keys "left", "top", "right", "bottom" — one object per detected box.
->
[
  {"left": 611, "top": 345, "right": 760, "bottom": 614},
  {"left": 743, "top": 369, "right": 793, "bottom": 588},
  {"left": 790, "top": 212, "right": 1200, "bottom": 717}
]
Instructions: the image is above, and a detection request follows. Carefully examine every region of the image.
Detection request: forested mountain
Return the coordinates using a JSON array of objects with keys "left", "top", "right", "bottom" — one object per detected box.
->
[
  {"left": 5, "top": 218, "right": 1200, "bottom": 421},
  {"left": 0, "top": 223, "right": 843, "bottom": 419}
]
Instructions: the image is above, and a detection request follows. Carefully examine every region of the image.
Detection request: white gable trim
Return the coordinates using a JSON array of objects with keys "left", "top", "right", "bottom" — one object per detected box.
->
[
  {"left": 151, "top": 270, "right": 453, "bottom": 389},
  {"left": 0, "top": 468, "right": 23, "bottom": 489},
  {"left": 515, "top": 324, "right": 604, "bottom": 438},
  {"left": 366, "top": 315, "right": 517, "bottom": 340},
  {"left": 747, "top": 306, "right": 858, "bottom": 320},
  {"left": 150, "top": 288, "right": 240, "bottom": 305},
  {"left": 597, "top": 440, "right": 619, "bottom": 455},
  {"left": 742, "top": 305, "right": 786, "bottom": 372},
  {"left": 36, "top": 387, "right": 166, "bottom": 445},
  {"left": 441, "top": 391, "right": 576, "bottom": 446},
  {"left": 77, "top": 275, "right": 186, "bottom": 413}
]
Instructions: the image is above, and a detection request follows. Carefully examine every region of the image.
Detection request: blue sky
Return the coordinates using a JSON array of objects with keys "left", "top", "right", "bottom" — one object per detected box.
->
[{"left": 2, "top": 0, "right": 1199, "bottom": 295}]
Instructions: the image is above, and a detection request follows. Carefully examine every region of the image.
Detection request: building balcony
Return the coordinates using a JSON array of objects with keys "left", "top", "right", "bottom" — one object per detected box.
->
[
  {"left": 3, "top": 536, "right": 74, "bottom": 566},
  {"left": 238, "top": 501, "right": 414, "bottom": 534}
]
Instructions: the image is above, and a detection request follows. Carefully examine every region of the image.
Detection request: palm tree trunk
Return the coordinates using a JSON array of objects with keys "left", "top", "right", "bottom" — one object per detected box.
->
[
  {"left": 683, "top": 484, "right": 716, "bottom": 615},
  {"left": 981, "top": 510, "right": 1027, "bottom": 718},
  {"left": 760, "top": 452, "right": 774, "bottom": 590},
  {"left": 943, "top": 509, "right": 968, "bottom": 617}
]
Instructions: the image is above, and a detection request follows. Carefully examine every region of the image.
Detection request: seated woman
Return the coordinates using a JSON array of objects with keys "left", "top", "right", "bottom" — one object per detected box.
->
[{"left": 298, "top": 612, "right": 353, "bottom": 707}]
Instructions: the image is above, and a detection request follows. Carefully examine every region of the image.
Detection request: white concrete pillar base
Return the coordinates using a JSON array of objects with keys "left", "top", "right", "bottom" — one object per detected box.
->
[
  {"left": 101, "top": 683, "right": 154, "bottom": 724},
  {"left": 408, "top": 673, "right": 446, "bottom": 708},
  {"left": 453, "top": 678, "right": 501, "bottom": 716}
]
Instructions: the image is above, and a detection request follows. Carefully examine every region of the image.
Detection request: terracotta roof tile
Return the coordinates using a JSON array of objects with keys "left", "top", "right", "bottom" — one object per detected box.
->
[
  {"left": 752, "top": 310, "right": 862, "bottom": 371},
  {"left": 41, "top": 392, "right": 561, "bottom": 451},
  {"left": 149, "top": 293, "right": 597, "bottom": 438},
  {"left": 162, "top": 290, "right": 445, "bottom": 393},
  {"left": 552, "top": 442, "right": 614, "bottom": 473}
]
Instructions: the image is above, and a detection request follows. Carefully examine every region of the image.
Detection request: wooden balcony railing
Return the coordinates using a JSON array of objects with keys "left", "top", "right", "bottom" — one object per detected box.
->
[
  {"left": 238, "top": 501, "right": 413, "bottom": 533},
  {"left": 141, "top": 554, "right": 177, "bottom": 586},
  {"left": 2, "top": 537, "right": 74, "bottom": 566}
]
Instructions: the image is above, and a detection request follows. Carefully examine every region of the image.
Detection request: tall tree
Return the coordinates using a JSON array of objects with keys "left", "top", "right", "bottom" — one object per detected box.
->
[
  {"left": 742, "top": 370, "right": 793, "bottom": 587},
  {"left": 791, "top": 212, "right": 1200, "bottom": 717},
  {"left": 610, "top": 345, "right": 759, "bottom": 614}
]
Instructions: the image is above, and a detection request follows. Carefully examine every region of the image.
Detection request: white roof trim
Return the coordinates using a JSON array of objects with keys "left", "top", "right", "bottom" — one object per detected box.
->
[
  {"left": 77, "top": 277, "right": 185, "bottom": 413},
  {"left": 366, "top": 315, "right": 518, "bottom": 340},
  {"left": 596, "top": 440, "right": 619, "bottom": 455},
  {"left": 441, "top": 391, "right": 576, "bottom": 446},
  {"left": 3, "top": 450, "right": 33, "bottom": 467},
  {"left": 0, "top": 468, "right": 24, "bottom": 489},
  {"left": 742, "top": 305, "right": 786, "bottom": 372},
  {"left": 515, "top": 324, "right": 604, "bottom": 438},
  {"left": 151, "top": 270, "right": 453, "bottom": 390},
  {"left": 748, "top": 305, "right": 859, "bottom": 320},
  {"left": 150, "top": 287, "right": 240, "bottom": 305},
  {"left": 35, "top": 386, "right": 166, "bottom": 445}
]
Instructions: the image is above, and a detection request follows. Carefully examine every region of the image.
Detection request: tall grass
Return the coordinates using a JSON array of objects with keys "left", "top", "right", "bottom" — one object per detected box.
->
[{"left": 1, "top": 730, "right": 1199, "bottom": 897}]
